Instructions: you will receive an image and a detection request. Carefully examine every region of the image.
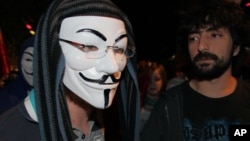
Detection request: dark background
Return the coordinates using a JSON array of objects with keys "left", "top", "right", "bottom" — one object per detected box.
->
[
  {"left": 1, "top": 0, "right": 249, "bottom": 69},
  {"left": 0, "top": 0, "right": 177, "bottom": 69}
]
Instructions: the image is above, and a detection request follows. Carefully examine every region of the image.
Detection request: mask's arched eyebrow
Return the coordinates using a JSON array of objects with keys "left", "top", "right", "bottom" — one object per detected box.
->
[
  {"left": 24, "top": 52, "right": 33, "bottom": 57},
  {"left": 77, "top": 28, "right": 106, "bottom": 41},
  {"left": 115, "top": 34, "right": 128, "bottom": 43}
]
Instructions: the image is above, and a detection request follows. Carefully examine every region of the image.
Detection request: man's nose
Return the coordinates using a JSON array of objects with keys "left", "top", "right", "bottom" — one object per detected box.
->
[{"left": 198, "top": 36, "right": 209, "bottom": 52}]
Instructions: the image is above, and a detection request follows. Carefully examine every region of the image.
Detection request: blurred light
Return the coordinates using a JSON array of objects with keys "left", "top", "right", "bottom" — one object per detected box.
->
[
  {"left": 246, "top": 2, "right": 250, "bottom": 7},
  {"left": 0, "top": 28, "right": 10, "bottom": 77},
  {"left": 29, "top": 30, "right": 35, "bottom": 35},
  {"left": 25, "top": 23, "right": 32, "bottom": 30},
  {"left": 25, "top": 23, "right": 35, "bottom": 35}
]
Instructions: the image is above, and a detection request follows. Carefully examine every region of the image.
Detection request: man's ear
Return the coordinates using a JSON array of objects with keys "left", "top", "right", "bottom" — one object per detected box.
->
[{"left": 233, "top": 45, "right": 240, "bottom": 56}]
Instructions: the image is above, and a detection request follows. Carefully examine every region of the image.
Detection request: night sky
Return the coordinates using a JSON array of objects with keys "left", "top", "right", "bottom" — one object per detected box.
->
[
  {"left": 114, "top": 0, "right": 176, "bottom": 62},
  {"left": 0, "top": 0, "right": 176, "bottom": 68},
  {"left": 4, "top": 0, "right": 249, "bottom": 67}
]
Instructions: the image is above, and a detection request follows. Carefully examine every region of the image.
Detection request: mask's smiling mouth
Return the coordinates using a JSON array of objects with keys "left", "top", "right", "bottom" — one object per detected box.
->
[
  {"left": 24, "top": 69, "right": 33, "bottom": 75},
  {"left": 79, "top": 72, "right": 120, "bottom": 85}
]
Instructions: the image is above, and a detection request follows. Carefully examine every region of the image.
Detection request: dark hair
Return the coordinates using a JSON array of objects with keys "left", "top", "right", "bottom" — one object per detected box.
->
[
  {"left": 177, "top": 1, "right": 250, "bottom": 77},
  {"left": 181, "top": 2, "right": 245, "bottom": 44}
]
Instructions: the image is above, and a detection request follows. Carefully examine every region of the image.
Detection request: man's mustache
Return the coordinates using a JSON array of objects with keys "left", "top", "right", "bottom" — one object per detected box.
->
[{"left": 193, "top": 52, "right": 218, "bottom": 63}]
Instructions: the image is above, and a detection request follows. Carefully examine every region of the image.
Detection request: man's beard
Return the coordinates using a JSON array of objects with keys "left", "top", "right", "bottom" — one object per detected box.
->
[{"left": 191, "top": 52, "right": 232, "bottom": 80}]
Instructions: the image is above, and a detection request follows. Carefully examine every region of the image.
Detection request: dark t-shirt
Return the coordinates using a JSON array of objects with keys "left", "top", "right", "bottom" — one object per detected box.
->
[{"left": 183, "top": 79, "right": 250, "bottom": 141}]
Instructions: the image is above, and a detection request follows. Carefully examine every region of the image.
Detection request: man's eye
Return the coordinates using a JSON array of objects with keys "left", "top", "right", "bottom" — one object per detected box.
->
[
  {"left": 114, "top": 48, "right": 125, "bottom": 54},
  {"left": 211, "top": 33, "right": 221, "bottom": 38},
  {"left": 84, "top": 45, "right": 98, "bottom": 51},
  {"left": 188, "top": 36, "right": 199, "bottom": 42}
]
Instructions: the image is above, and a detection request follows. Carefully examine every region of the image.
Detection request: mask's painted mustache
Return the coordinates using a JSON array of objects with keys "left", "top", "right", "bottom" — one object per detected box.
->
[
  {"left": 24, "top": 70, "right": 33, "bottom": 75},
  {"left": 79, "top": 73, "right": 120, "bottom": 84},
  {"left": 104, "top": 89, "right": 110, "bottom": 108}
]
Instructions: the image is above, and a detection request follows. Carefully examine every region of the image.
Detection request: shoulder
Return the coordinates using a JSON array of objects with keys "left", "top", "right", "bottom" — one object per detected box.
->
[
  {"left": 237, "top": 79, "right": 250, "bottom": 93},
  {"left": 0, "top": 103, "right": 40, "bottom": 141},
  {"left": 158, "top": 81, "right": 188, "bottom": 106},
  {"left": 237, "top": 79, "right": 250, "bottom": 89},
  {"left": 166, "top": 76, "right": 187, "bottom": 89},
  {"left": 161, "top": 81, "right": 188, "bottom": 98}
]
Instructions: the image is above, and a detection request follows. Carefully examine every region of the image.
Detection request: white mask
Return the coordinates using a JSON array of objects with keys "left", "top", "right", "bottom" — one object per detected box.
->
[
  {"left": 21, "top": 46, "right": 34, "bottom": 86},
  {"left": 59, "top": 16, "right": 128, "bottom": 109}
]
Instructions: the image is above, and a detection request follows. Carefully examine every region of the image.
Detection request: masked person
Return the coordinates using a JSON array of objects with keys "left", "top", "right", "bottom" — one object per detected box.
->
[
  {"left": 0, "top": 0, "right": 140, "bottom": 141},
  {"left": 0, "top": 36, "right": 34, "bottom": 115},
  {"left": 141, "top": 1, "right": 250, "bottom": 141}
]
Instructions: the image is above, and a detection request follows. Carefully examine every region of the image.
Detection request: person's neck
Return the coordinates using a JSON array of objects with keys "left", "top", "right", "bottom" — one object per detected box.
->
[
  {"left": 189, "top": 71, "right": 237, "bottom": 98},
  {"left": 143, "top": 93, "right": 159, "bottom": 111},
  {"left": 67, "top": 96, "right": 93, "bottom": 136},
  {"left": 146, "top": 92, "right": 159, "bottom": 99}
]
